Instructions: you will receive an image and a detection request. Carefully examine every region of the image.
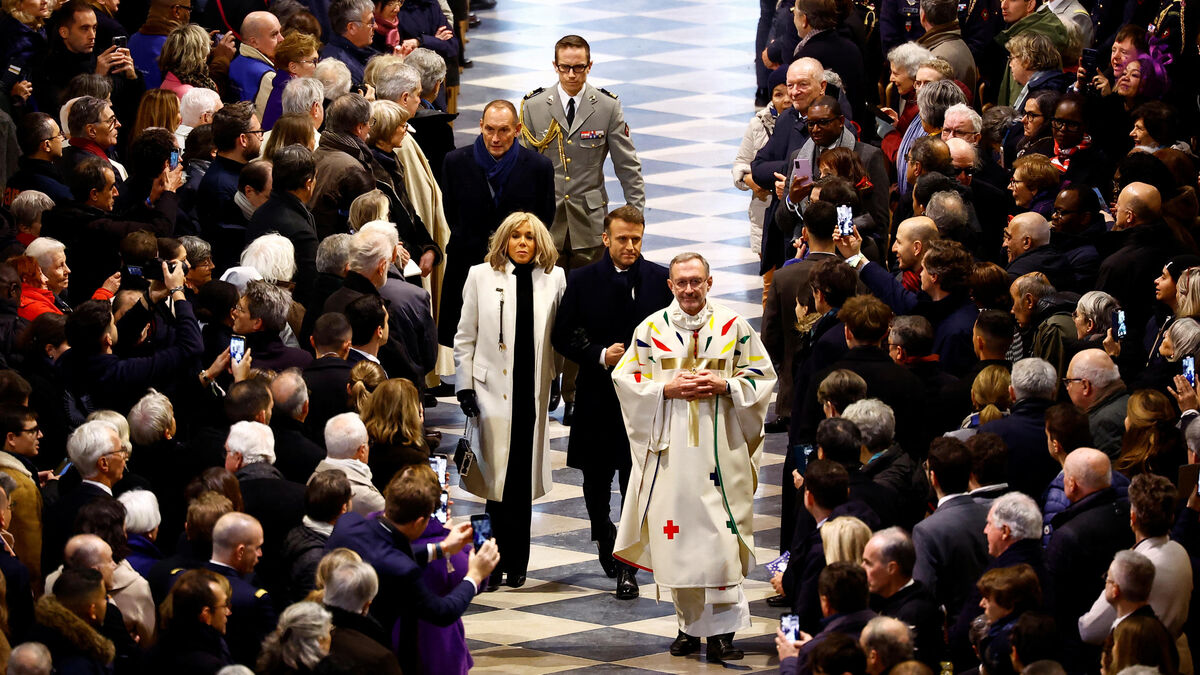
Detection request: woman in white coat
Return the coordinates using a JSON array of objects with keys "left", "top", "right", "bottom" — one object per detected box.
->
[{"left": 453, "top": 212, "right": 565, "bottom": 590}]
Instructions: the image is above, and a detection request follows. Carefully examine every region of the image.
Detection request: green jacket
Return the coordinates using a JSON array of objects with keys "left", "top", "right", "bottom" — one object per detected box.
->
[{"left": 995, "top": 10, "right": 1071, "bottom": 106}]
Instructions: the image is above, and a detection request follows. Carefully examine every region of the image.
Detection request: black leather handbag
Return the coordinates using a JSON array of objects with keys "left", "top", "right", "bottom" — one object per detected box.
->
[{"left": 454, "top": 416, "right": 476, "bottom": 478}]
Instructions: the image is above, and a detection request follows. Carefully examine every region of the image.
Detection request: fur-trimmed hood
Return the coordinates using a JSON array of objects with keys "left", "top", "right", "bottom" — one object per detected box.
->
[{"left": 33, "top": 595, "right": 115, "bottom": 666}]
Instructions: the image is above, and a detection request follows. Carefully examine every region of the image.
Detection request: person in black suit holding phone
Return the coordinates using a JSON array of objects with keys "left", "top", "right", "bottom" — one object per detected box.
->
[
  {"left": 550, "top": 205, "right": 672, "bottom": 599},
  {"left": 439, "top": 99, "right": 555, "bottom": 349}
]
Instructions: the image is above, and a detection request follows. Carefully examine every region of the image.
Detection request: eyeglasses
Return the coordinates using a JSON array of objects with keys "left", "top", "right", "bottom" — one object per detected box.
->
[
  {"left": 1021, "top": 111, "right": 1044, "bottom": 120},
  {"left": 40, "top": 132, "right": 66, "bottom": 144},
  {"left": 555, "top": 63, "right": 589, "bottom": 74},
  {"left": 1052, "top": 207, "right": 1083, "bottom": 217},
  {"left": 806, "top": 117, "right": 841, "bottom": 129},
  {"left": 1061, "top": 377, "right": 1087, "bottom": 386},
  {"left": 97, "top": 116, "right": 119, "bottom": 129},
  {"left": 296, "top": 58, "right": 319, "bottom": 66},
  {"left": 243, "top": 128, "right": 267, "bottom": 137},
  {"left": 956, "top": 166, "right": 977, "bottom": 177},
  {"left": 350, "top": 17, "right": 376, "bottom": 26},
  {"left": 1050, "top": 118, "right": 1083, "bottom": 132},
  {"left": 19, "top": 426, "right": 39, "bottom": 435},
  {"left": 671, "top": 278, "right": 708, "bottom": 290},
  {"left": 105, "top": 448, "right": 130, "bottom": 459}
]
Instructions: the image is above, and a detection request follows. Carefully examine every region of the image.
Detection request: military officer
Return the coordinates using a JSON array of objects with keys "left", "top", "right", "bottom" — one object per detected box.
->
[
  {"left": 203, "top": 513, "right": 277, "bottom": 667},
  {"left": 520, "top": 34, "right": 645, "bottom": 269},
  {"left": 521, "top": 34, "right": 646, "bottom": 423}
]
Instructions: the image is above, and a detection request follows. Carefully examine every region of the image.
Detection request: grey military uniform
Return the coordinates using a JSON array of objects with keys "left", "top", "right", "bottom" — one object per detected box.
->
[{"left": 520, "top": 82, "right": 645, "bottom": 253}]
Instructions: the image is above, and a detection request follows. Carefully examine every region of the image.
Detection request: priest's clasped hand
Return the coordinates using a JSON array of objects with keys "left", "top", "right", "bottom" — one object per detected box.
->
[{"left": 664, "top": 371, "right": 729, "bottom": 400}]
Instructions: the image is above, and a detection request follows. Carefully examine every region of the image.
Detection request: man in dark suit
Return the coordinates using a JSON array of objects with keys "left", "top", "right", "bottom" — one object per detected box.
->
[
  {"left": 224, "top": 421, "right": 305, "bottom": 603},
  {"left": 268, "top": 369, "right": 326, "bottom": 483},
  {"left": 798, "top": 295, "right": 928, "bottom": 455},
  {"left": 862, "top": 528, "right": 945, "bottom": 670},
  {"left": 783, "top": 562, "right": 878, "bottom": 675},
  {"left": 1046, "top": 448, "right": 1133, "bottom": 673},
  {"left": 911, "top": 437, "right": 989, "bottom": 623},
  {"left": 945, "top": 310, "right": 1013, "bottom": 422},
  {"left": 763, "top": 201, "right": 842, "bottom": 432},
  {"left": 440, "top": 100, "right": 555, "bottom": 348},
  {"left": 325, "top": 464, "right": 499, "bottom": 674},
  {"left": 550, "top": 205, "right": 672, "bottom": 599},
  {"left": 43, "top": 420, "right": 123, "bottom": 575},
  {"left": 247, "top": 145, "right": 319, "bottom": 310},
  {"left": 204, "top": 512, "right": 277, "bottom": 667},
  {"left": 977, "top": 357, "right": 1062, "bottom": 499},
  {"left": 303, "top": 314, "right": 355, "bottom": 444}
]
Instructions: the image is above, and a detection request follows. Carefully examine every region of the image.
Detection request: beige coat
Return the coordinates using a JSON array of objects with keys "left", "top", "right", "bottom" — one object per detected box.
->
[
  {"left": 396, "top": 135, "right": 454, "bottom": 380},
  {"left": 453, "top": 261, "right": 565, "bottom": 501},
  {"left": 0, "top": 451, "right": 41, "bottom": 583},
  {"left": 309, "top": 458, "right": 385, "bottom": 517}
]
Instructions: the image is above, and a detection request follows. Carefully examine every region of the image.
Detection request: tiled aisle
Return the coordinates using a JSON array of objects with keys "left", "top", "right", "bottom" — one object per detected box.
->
[{"left": 427, "top": 0, "right": 791, "bottom": 671}]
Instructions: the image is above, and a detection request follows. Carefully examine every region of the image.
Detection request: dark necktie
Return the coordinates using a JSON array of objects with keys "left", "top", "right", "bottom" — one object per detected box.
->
[{"left": 566, "top": 98, "right": 576, "bottom": 128}]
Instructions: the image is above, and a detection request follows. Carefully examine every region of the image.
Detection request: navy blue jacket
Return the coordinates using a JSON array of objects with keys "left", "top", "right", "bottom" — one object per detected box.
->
[
  {"left": 203, "top": 561, "right": 277, "bottom": 667},
  {"left": 949, "top": 538, "right": 1049, "bottom": 665},
  {"left": 873, "top": 579, "right": 945, "bottom": 669},
  {"left": 978, "top": 397, "right": 1061, "bottom": 499},
  {"left": 319, "top": 35, "right": 376, "bottom": 85},
  {"left": 439, "top": 143, "right": 555, "bottom": 346},
  {"left": 196, "top": 156, "right": 247, "bottom": 232},
  {"left": 751, "top": 108, "right": 810, "bottom": 272},
  {"left": 783, "top": 609, "right": 878, "bottom": 675},
  {"left": 326, "top": 512, "right": 477, "bottom": 674},
  {"left": 551, "top": 252, "right": 673, "bottom": 472},
  {"left": 1006, "top": 244, "right": 1073, "bottom": 292},
  {"left": 1051, "top": 227, "right": 1101, "bottom": 293},
  {"left": 5, "top": 158, "right": 72, "bottom": 205},
  {"left": 395, "top": 0, "right": 459, "bottom": 64}
]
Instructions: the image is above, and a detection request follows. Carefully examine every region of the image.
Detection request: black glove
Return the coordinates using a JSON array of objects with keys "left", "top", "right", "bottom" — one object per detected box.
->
[{"left": 457, "top": 389, "right": 480, "bottom": 417}]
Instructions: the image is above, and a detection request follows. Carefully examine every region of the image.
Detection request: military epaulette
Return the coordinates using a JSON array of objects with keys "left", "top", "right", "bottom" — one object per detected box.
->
[
  {"left": 254, "top": 588, "right": 269, "bottom": 599},
  {"left": 524, "top": 87, "right": 545, "bottom": 100},
  {"left": 598, "top": 87, "right": 619, "bottom": 100}
]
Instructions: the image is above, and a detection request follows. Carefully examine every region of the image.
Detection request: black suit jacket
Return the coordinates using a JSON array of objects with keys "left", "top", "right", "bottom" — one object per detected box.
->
[
  {"left": 248, "top": 191, "right": 319, "bottom": 308},
  {"left": 439, "top": 144, "right": 555, "bottom": 346},
  {"left": 762, "top": 252, "right": 839, "bottom": 410},
  {"left": 911, "top": 494, "right": 989, "bottom": 621},
  {"left": 550, "top": 252, "right": 673, "bottom": 471},
  {"left": 872, "top": 579, "right": 945, "bottom": 669},
  {"left": 43, "top": 481, "right": 114, "bottom": 574},
  {"left": 303, "top": 356, "right": 354, "bottom": 443},
  {"left": 270, "top": 414, "right": 326, "bottom": 483},
  {"left": 203, "top": 561, "right": 277, "bottom": 667}
]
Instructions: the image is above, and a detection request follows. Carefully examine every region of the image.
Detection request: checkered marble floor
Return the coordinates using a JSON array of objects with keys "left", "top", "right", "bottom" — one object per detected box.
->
[{"left": 428, "top": 0, "right": 790, "bottom": 671}]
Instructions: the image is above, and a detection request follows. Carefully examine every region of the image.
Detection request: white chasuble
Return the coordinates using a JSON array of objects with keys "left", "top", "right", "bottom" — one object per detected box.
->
[{"left": 611, "top": 300, "right": 776, "bottom": 604}]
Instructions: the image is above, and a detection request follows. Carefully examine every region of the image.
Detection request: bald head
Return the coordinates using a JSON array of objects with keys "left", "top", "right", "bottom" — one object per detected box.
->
[
  {"left": 1116, "top": 182, "right": 1162, "bottom": 229},
  {"left": 1005, "top": 212, "right": 1051, "bottom": 262},
  {"left": 1065, "top": 348, "right": 1123, "bottom": 409},
  {"left": 1064, "top": 448, "right": 1112, "bottom": 500},
  {"left": 899, "top": 217, "right": 939, "bottom": 246},
  {"left": 787, "top": 57, "right": 828, "bottom": 113},
  {"left": 241, "top": 11, "right": 282, "bottom": 58},
  {"left": 211, "top": 512, "right": 263, "bottom": 555},
  {"left": 947, "top": 137, "right": 976, "bottom": 169},
  {"left": 64, "top": 533, "right": 114, "bottom": 590}
]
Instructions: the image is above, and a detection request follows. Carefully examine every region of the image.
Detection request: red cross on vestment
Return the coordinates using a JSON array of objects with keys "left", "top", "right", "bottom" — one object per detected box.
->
[{"left": 664, "top": 520, "right": 680, "bottom": 540}]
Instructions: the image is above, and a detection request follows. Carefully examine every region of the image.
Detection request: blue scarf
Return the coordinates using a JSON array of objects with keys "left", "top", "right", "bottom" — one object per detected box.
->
[{"left": 473, "top": 134, "right": 520, "bottom": 205}]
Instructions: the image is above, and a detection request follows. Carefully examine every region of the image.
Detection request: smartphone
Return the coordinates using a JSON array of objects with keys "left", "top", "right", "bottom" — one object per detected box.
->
[
  {"left": 836, "top": 204, "right": 854, "bottom": 237},
  {"left": 112, "top": 35, "right": 127, "bottom": 49},
  {"left": 872, "top": 105, "right": 894, "bottom": 123},
  {"left": 429, "top": 455, "right": 448, "bottom": 488},
  {"left": 1185, "top": 355, "right": 1195, "bottom": 387},
  {"left": 433, "top": 491, "right": 449, "bottom": 524},
  {"left": 1112, "top": 309, "right": 1127, "bottom": 339},
  {"left": 790, "top": 156, "right": 812, "bottom": 184},
  {"left": 1080, "top": 47, "right": 1099, "bottom": 73},
  {"left": 470, "top": 513, "right": 492, "bottom": 550},
  {"left": 781, "top": 614, "right": 801, "bottom": 642},
  {"left": 230, "top": 334, "right": 246, "bottom": 364},
  {"left": 169, "top": 150, "right": 180, "bottom": 170}
]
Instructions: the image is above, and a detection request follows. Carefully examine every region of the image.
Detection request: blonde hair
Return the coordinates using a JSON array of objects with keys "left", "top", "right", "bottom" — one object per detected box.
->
[
  {"left": 486, "top": 212, "right": 558, "bottom": 272},
  {"left": 262, "top": 113, "right": 315, "bottom": 158},
  {"left": 131, "top": 90, "right": 181, "bottom": 140},
  {"left": 3, "top": 0, "right": 45, "bottom": 27},
  {"left": 821, "top": 516, "right": 872, "bottom": 564},
  {"left": 348, "top": 360, "right": 386, "bottom": 413},
  {"left": 304, "top": 547, "right": 361, "bottom": 601},
  {"left": 349, "top": 189, "right": 389, "bottom": 231},
  {"left": 971, "top": 365, "right": 1013, "bottom": 425},
  {"left": 158, "top": 24, "right": 212, "bottom": 82},
  {"left": 1177, "top": 267, "right": 1200, "bottom": 318},
  {"left": 361, "top": 378, "right": 425, "bottom": 448},
  {"left": 368, "top": 99, "right": 411, "bottom": 147},
  {"left": 364, "top": 54, "right": 405, "bottom": 89}
]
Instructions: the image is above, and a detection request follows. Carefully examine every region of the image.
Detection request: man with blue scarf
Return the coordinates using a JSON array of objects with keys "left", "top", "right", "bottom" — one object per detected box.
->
[{"left": 438, "top": 99, "right": 555, "bottom": 349}]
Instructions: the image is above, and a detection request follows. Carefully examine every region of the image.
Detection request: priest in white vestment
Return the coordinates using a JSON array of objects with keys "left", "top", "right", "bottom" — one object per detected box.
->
[{"left": 612, "top": 252, "right": 776, "bottom": 663}]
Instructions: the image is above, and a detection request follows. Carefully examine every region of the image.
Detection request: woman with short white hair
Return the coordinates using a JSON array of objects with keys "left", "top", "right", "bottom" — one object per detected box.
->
[
  {"left": 256, "top": 601, "right": 333, "bottom": 674},
  {"left": 117, "top": 490, "right": 162, "bottom": 579}
]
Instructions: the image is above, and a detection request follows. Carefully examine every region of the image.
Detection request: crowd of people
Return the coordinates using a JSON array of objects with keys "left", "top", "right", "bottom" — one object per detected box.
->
[
  {"left": 0, "top": 0, "right": 1193, "bottom": 669},
  {"left": 743, "top": 0, "right": 1200, "bottom": 673}
]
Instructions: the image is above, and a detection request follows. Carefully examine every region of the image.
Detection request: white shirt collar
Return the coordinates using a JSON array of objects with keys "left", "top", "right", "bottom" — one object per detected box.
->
[
  {"left": 350, "top": 348, "right": 380, "bottom": 365},
  {"left": 303, "top": 516, "right": 335, "bottom": 537},
  {"left": 937, "top": 493, "right": 965, "bottom": 508},
  {"left": 557, "top": 83, "right": 584, "bottom": 117},
  {"left": 82, "top": 479, "right": 113, "bottom": 496}
]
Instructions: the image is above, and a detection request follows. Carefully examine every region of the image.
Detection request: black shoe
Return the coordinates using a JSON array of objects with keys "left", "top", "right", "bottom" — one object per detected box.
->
[
  {"left": 562, "top": 401, "right": 575, "bottom": 426},
  {"left": 669, "top": 631, "right": 701, "bottom": 656},
  {"left": 486, "top": 570, "right": 502, "bottom": 591},
  {"left": 764, "top": 416, "right": 790, "bottom": 433},
  {"left": 766, "top": 593, "right": 791, "bottom": 607},
  {"left": 548, "top": 378, "right": 561, "bottom": 411},
  {"left": 505, "top": 573, "right": 526, "bottom": 588},
  {"left": 467, "top": 12, "right": 480, "bottom": 26},
  {"left": 616, "top": 565, "right": 639, "bottom": 599},
  {"left": 706, "top": 634, "right": 743, "bottom": 662},
  {"left": 423, "top": 393, "right": 438, "bottom": 408}
]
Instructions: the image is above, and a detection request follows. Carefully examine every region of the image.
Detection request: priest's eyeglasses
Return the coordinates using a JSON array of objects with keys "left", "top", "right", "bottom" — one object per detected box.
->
[{"left": 672, "top": 278, "right": 708, "bottom": 289}]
